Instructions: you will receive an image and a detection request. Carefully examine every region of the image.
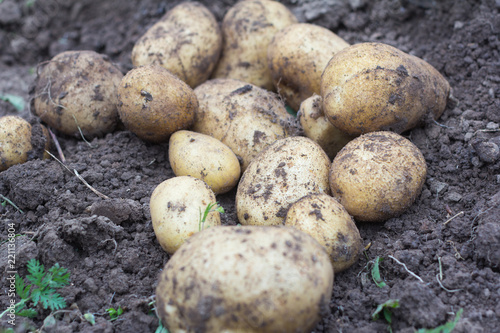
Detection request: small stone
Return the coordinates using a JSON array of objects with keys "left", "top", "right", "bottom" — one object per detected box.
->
[
  {"left": 464, "top": 132, "right": 474, "bottom": 142},
  {"left": 447, "top": 192, "right": 463, "bottom": 202},
  {"left": 486, "top": 122, "right": 499, "bottom": 130},
  {"left": 476, "top": 142, "right": 500, "bottom": 163},
  {"left": 454, "top": 21, "right": 464, "bottom": 29},
  {"left": 429, "top": 179, "right": 448, "bottom": 195}
]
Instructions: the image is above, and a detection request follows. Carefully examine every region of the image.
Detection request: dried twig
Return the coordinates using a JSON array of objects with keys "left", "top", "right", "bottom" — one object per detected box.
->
[
  {"left": 74, "top": 170, "right": 110, "bottom": 200},
  {"left": 48, "top": 128, "right": 66, "bottom": 162},
  {"left": 388, "top": 255, "right": 424, "bottom": 283},
  {"left": 443, "top": 211, "right": 464, "bottom": 225}
]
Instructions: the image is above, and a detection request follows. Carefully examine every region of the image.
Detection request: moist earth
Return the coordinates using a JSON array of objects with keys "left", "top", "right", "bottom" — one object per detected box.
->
[{"left": 1, "top": 0, "right": 500, "bottom": 332}]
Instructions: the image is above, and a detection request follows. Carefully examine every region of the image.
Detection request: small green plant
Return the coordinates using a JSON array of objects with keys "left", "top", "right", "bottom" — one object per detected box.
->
[
  {"left": 148, "top": 299, "right": 169, "bottom": 333},
  {"left": 199, "top": 202, "right": 225, "bottom": 231},
  {"left": 106, "top": 306, "right": 124, "bottom": 321},
  {"left": 416, "top": 308, "right": 463, "bottom": 333},
  {"left": 0, "top": 194, "right": 24, "bottom": 214},
  {"left": 371, "top": 256, "right": 387, "bottom": 288},
  {"left": 0, "top": 94, "right": 25, "bottom": 111},
  {"left": 372, "top": 299, "right": 400, "bottom": 333}
]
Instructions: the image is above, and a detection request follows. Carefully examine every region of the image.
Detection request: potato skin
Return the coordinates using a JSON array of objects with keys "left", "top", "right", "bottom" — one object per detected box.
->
[
  {"left": 329, "top": 131, "right": 427, "bottom": 222},
  {"left": 236, "top": 136, "right": 331, "bottom": 226},
  {"left": 33, "top": 50, "right": 123, "bottom": 138},
  {"left": 212, "top": 0, "right": 298, "bottom": 90},
  {"left": 0, "top": 116, "right": 33, "bottom": 171},
  {"left": 194, "top": 78, "right": 298, "bottom": 171},
  {"left": 321, "top": 42, "right": 451, "bottom": 136},
  {"left": 117, "top": 64, "right": 198, "bottom": 143},
  {"left": 156, "top": 225, "right": 334, "bottom": 333},
  {"left": 149, "top": 176, "right": 221, "bottom": 254},
  {"left": 268, "top": 23, "right": 349, "bottom": 111},
  {"left": 285, "top": 193, "right": 362, "bottom": 273},
  {"left": 168, "top": 130, "right": 241, "bottom": 194},
  {"left": 131, "top": 2, "right": 222, "bottom": 88}
]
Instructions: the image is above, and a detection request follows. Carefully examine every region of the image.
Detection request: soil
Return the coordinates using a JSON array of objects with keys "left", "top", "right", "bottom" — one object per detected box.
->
[{"left": 1, "top": 0, "right": 499, "bottom": 332}]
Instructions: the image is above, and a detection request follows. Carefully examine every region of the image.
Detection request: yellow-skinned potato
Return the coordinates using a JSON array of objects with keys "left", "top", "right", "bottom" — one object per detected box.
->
[
  {"left": 149, "top": 176, "right": 221, "bottom": 254},
  {"left": 236, "top": 136, "right": 331, "bottom": 226},
  {"left": 212, "top": 0, "right": 298, "bottom": 90},
  {"left": 321, "top": 42, "right": 451, "bottom": 136},
  {"left": 168, "top": 130, "right": 241, "bottom": 194},
  {"left": 298, "top": 94, "right": 355, "bottom": 160},
  {"left": 33, "top": 50, "right": 123, "bottom": 138},
  {"left": 156, "top": 225, "right": 334, "bottom": 333},
  {"left": 131, "top": 2, "right": 222, "bottom": 88},
  {"left": 117, "top": 64, "right": 198, "bottom": 143},
  {"left": 268, "top": 23, "right": 349, "bottom": 111},
  {"left": 285, "top": 193, "right": 362, "bottom": 273},
  {"left": 194, "top": 78, "right": 298, "bottom": 171},
  {"left": 330, "top": 131, "right": 427, "bottom": 222}
]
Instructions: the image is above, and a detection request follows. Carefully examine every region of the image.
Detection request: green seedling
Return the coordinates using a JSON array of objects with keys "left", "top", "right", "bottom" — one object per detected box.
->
[
  {"left": 0, "top": 94, "right": 25, "bottom": 111},
  {"left": 372, "top": 299, "right": 400, "bottom": 333},
  {"left": 0, "top": 194, "right": 24, "bottom": 214},
  {"left": 371, "top": 256, "right": 387, "bottom": 288},
  {"left": 106, "top": 306, "right": 124, "bottom": 321},
  {"left": 416, "top": 308, "right": 463, "bottom": 333},
  {"left": 198, "top": 202, "right": 225, "bottom": 231},
  {"left": 0, "top": 259, "right": 70, "bottom": 319},
  {"left": 148, "top": 299, "right": 170, "bottom": 333},
  {"left": 83, "top": 313, "right": 96, "bottom": 325}
]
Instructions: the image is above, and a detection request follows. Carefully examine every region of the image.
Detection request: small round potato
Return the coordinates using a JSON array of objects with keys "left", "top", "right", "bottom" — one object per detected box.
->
[
  {"left": 285, "top": 193, "right": 362, "bottom": 273},
  {"left": 298, "top": 94, "right": 354, "bottom": 160},
  {"left": 117, "top": 64, "right": 198, "bottom": 143},
  {"left": 268, "top": 23, "right": 349, "bottom": 111},
  {"left": 156, "top": 225, "right": 334, "bottom": 333},
  {"left": 149, "top": 176, "right": 221, "bottom": 254},
  {"left": 168, "top": 130, "right": 241, "bottom": 194},
  {"left": 321, "top": 42, "right": 451, "bottom": 136},
  {"left": 33, "top": 50, "right": 123, "bottom": 138},
  {"left": 212, "top": 0, "right": 298, "bottom": 90},
  {"left": 236, "top": 136, "right": 331, "bottom": 226},
  {"left": 0, "top": 116, "right": 33, "bottom": 171},
  {"left": 131, "top": 2, "right": 222, "bottom": 88},
  {"left": 330, "top": 131, "right": 427, "bottom": 222}
]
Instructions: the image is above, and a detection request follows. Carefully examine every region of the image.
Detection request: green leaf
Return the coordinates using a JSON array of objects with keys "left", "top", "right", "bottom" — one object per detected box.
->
[
  {"left": 38, "top": 289, "right": 67, "bottom": 310},
  {"left": 16, "top": 308, "right": 38, "bottom": 318},
  {"left": 285, "top": 105, "right": 297, "bottom": 117},
  {"left": 48, "top": 263, "right": 70, "bottom": 288},
  {"left": 15, "top": 274, "right": 31, "bottom": 300},
  {"left": 371, "top": 257, "right": 387, "bottom": 288},
  {"left": 26, "top": 259, "right": 45, "bottom": 286},
  {"left": 0, "top": 94, "right": 25, "bottom": 111},
  {"left": 416, "top": 308, "right": 463, "bottom": 333},
  {"left": 372, "top": 299, "right": 400, "bottom": 321},
  {"left": 84, "top": 313, "right": 96, "bottom": 325}
]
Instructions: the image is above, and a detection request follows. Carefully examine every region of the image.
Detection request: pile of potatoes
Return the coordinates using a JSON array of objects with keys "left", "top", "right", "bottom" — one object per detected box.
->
[{"left": 9, "top": 0, "right": 450, "bottom": 331}]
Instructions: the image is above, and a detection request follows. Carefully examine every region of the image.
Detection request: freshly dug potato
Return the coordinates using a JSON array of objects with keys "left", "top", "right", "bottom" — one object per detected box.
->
[
  {"left": 168, "top": 130, "right": 241, "bottom": 194},
  {"left": 156, "top": 225, "right": 334, "bottom": 333},
  {"left": 149, "top": 176, "right": 221, "bottom": 254},
  {"left": 285, "top": 193, "right": 362, "bottom": 273},
  {"left": 33, "top": 50, "right": 123, "bottom": 138},
  {"left": 236, "top": 136, "right": 330, "bottom": 226},
  {"left": 298, "top": 94, "right": 355, "bottom": 160},
  {"left": 212, "top": 0, "right": 298, "bottom": 90},
  {"left": 321, "top": 42, "right": 451, "bottom": 136},
  {"left": 268, "top": 23, "right": 349, "bottom": 111},
  {"left": 194, "top": 78, "right": 298, "bottom": 171},
  {"left": 131, "top": 2, "right": 222, "bottom": 88},
  {"left": 330, "top": 131, "right": 427, "bottom": 222},
  {"left": 117, "top": 64, "right": 198, "bottom": 143}
]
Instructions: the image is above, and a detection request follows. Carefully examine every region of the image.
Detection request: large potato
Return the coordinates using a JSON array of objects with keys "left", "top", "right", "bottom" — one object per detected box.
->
[
  {"left": 156, "top": 225, "right": 334, "bottom": 333},
  {"left": 194, "top": 78, "right": 298, "bottom": 171},
  {"left": 168, "top": 130, "right": 241, "bottom": 194},
  {"left": 236, "top": 136, "right": 330, "bottom": 226},
  {"left": 285, "top": 193, "right": 362, "bottom": 273},
  {"left": 268, "top": 23, "right": 349, "bottom": 111},
  {"left": 212, "top": 0, "right": 297, "bottom": 90},
  {"left": 330, "top": 131, "right": 427, "bottom": 222},
  {"left": 321, "top": 42, "right": 451, "bottom": 136},
  {"left": 131, "top": 2, "right": 222, "bottom": 88},
  {"left": 33, "top": 50, "right": 123, "bottom": 138},
  {"left": 149, "top": 176, "right": 221, "bottom": 254},
  {"left": 117, "top": 64, "right": 198, "bottom": 143}
]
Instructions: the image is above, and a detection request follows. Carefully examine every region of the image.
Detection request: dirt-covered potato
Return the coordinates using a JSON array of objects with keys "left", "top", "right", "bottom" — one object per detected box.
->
[
  {"left": 156, "top": 225, "right": 334, "bottom": 333},
  {"left": 33, "top": 50, "right": 123, "bottom": 138},
  {"left": 149, "top": 176, "right": 221, "bottom": 254},
  {"left": 212, "top": 0, "right": 297, "bottom": 90},
  {"left": 131, "top": 2, "right": 222, "bottom": 88},
  {"left": 194, "top": 78, "right": 297, "bottom": 171},
  {"left": 298, "top": 94, "right": 354, "bottom": 160},
  {"left": 268, "top": 23, "right": 349, "bottom": 111},
  {"left": 330, "top": 131, "right": 427, "bottom": 222},
  {"left": 321, "top": 42, "right": 451, "bottom": 136},
  {"left": 285, "top": 193, "right": 362, "bottom": 273},
  {"left": 168, "top": 130, "right": 241, "bottom": 194},
  {"left": 117, "top": 64, "right": 198, "bottom": 143},
  {"left": 236, "top": 136, "right": 330, "bottom": 226}
]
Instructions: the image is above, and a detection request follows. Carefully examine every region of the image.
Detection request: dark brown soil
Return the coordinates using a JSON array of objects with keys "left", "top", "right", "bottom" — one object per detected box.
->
[{"left": 1, "top": 0, "right": 500, "bottom": 332}]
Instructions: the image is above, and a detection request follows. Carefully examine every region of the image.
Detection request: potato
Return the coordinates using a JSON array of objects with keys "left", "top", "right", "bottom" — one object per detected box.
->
[
  {"left": 285, "top": 193, "right": 362, "bottom": 273},
  {"left": 156, "top": 225, "right": 334, "bottom": 333},
  {"left": 330, "top": 131, "right": 427, "bottom": 222},
  {"left": 321, "top": 42, "right": 451, "bottom": 136},
  {"left": 33, "top": 50, "right": 123, "bottom": 138},
  {"left": 131, "top": 2, "right": 222, "bottom": 88},
  {"left": 212, "top": 0, "right": 297, "bottom": 90},
  {"left": 236, "top": 136, "right": 330, "bottom": 226},
  {"left": 168, "top": 130, "right": 241, "bottom": 194},
  {"left": 194, "top": 78, "right": 298, "bottom": 171},
  {"left": 117, "top": 64, "right": 198, "bottom": 143},
  {"left": 298, "top": 94, "right": 354, "bottom": 160},
  {"left": 268, "top": 23, "right": 349, "bottom": 111},
  {"left": 149, "top": 176, "right": 221, "bottom": 254}
]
